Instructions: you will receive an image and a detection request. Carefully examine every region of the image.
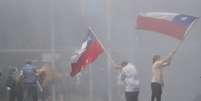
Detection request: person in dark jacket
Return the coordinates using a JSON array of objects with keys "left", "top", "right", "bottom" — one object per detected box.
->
[
  {"left": 0, "top": 72, "right": 4, "bottom": 100},
  {"left": 6, "top": 68, "right": 18, "bottom": 101}
]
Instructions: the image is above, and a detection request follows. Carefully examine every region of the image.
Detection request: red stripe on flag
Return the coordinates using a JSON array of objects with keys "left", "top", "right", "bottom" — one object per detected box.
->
[
  {"left": 70, "top": 63, "right": 81, "bottom": 77},
  {"left": 70, "top": 40, "right": 103, "bottom": 77},
  {"left": 137, "top": 16, "right": 185, "bottom": 40},
  {"left": 82, "top": 40, "right": 104, "bottom": 69}
]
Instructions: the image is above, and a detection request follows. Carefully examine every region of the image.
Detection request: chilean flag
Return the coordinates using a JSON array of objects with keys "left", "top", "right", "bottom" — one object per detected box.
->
[
  {"left": 136, "top": 12, "right": 198, "bottom": 40},
  {"left": 70, "top": 28, "right": 104, "bottom": 77}
]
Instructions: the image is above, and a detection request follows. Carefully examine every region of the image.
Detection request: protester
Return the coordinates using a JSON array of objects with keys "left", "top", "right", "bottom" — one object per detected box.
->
[
  {"left": 151, "top": 48, "right": 176, "bottom": 101},
  {"left": 114, "top": 61, "right": 140, "bottom": 101},
  {"left": 37, "top": 63, "right": 62, "bottom": 101},
  {"left": 6, "top": 68, "right": 19, "bottom": 101},
  {"left": 16, "top": 70, "right": 23, "bottom": 101},
  {"left": 0, "top": 72, "right": 3, "bottom": 99},
  {"left": 21, "top": 61, "right": 38, "bottom": 101}
]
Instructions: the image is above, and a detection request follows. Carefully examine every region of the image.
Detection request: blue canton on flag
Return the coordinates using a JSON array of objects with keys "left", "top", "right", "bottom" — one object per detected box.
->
[{"left": 173, "top": 14, "right": 198, "bottom": 28}]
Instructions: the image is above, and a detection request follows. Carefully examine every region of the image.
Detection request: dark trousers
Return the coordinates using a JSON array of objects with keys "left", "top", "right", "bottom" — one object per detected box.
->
[
  {"left": 9, "top": 87, "right": 23, "bottom": 101},
  {"left": 23, "top": 84, "right": 38, "bottom": 101},
  {"left": 151, "top": 82, "right": 162, "bottom": 101},
  {"left": 9, "top": 88, "right": 17, "bottom": 101},
  {"left": 125, "top": 91, "right": 139, "bottom": 101}
]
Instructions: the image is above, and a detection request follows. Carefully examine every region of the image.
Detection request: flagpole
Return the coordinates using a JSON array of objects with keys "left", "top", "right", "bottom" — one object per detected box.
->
[
  {"left": 89, "top": 26, "right": 114, "bottom": 101},
  {"left": 50, "top": 0, "right": 56, "bottom": 101},
  {"left": 105, "top": 0, "right": 112, "bottom": 100},
  {"left": 89, "top": 64, "right": 93, "bottom": 101}
]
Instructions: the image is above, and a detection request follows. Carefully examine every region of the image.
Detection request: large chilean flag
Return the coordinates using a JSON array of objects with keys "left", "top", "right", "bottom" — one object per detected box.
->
[
  {"left": 136, "top": 12, "right": 198, "bottom": 40},
  {"left": 70, "top": 28, "right": 104, "bottom": 77}
]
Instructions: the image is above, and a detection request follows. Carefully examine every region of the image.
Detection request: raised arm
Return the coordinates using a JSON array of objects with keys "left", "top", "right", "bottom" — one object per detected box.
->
[
  {"left": 160, "top": 48, "right": 177, "bottom": 67},
  {"left": 113, "top": 63, "right": 123, "bottom": 69},
  {"left": 111, "top": 60, "right": 122, "bottom": 70}
]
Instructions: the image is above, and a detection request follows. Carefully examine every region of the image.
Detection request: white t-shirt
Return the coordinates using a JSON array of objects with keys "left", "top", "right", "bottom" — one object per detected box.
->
[{"left": 120, "top": 63, "right": 140, "bottom": 92}]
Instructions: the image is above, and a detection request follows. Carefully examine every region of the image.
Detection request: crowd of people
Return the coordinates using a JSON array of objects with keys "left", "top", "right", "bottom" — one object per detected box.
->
[
  {"left": 0, "top": 47, "right": 177, "bottom": 101},
  {"left": 2, "top": 61, "right": 64, "bottom": 101}
]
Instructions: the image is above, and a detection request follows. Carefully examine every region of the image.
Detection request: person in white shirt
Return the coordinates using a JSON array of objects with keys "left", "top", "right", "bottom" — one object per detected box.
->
[
  {"left": 151, "top": 48, "right": 176, "bottom": 101},
  {"left": 115, "top": 61, "right": 140, "bottom": 101}
]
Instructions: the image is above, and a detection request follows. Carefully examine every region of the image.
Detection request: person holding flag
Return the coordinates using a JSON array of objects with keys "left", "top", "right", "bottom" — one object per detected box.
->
[
  {"left": 151, "top": 48, "right": 176, "bottom": 101},
  {"left": 136, "top": 12, "right": 199, "bottom": 101}
]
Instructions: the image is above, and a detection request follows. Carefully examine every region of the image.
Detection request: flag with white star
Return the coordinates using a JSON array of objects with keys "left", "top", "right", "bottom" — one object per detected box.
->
[
  {"left": 136, "top": 12, "right": 198, "bottom": 40},
  {"left": 70, "top": 27, "right": 104, "bottom": 77}
]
